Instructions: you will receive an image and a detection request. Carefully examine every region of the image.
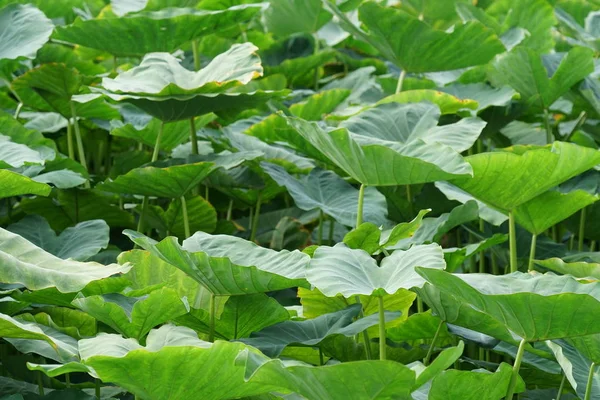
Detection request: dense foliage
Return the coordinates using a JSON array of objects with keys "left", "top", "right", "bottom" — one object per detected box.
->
[{"left": 2, "top": 0, "right": 600, "bottom": 399}]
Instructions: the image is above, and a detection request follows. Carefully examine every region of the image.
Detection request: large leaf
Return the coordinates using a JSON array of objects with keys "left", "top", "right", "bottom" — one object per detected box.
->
[
  {"left": 284, "top": 116, "right": 472, "bottom": 186},
  {"left": 240, "top": 304, "right": 400, "bottom": 357},
  {"left": 489, "top": 47, "right": 594, "bottom": 111},
  {"left": 417, "top": 268, "right": 600, "bottom": 342},
  {"left": 376, "top": 90, "right": 478, "bottom": 115},
  {"left": 535, "top": 257, "right": 600, "bottom": 280},
  {"left": 308, "top": 243, "right": 445, "bottom": 297},
  {"left": 0, "top": 135, "right": 45, "bottom": 168},
  {"left": 265, "top": 0, "right": 331, "bottom": 36},
  {"left": 239, "top": 349, "right": 416, "bottom": 399},
  {"left": 125, "top": 231, "right": 309, "bottom": 295},
  {"left": 0, "top": 4, "right": 53, "bottom": 61},
  {"left": 547, "top": 340, "right": 600, "bottom": 400},
  {"left": 80, "top": 324, "right": 278, "bottom": 399},
  {"left": 326, "top": 1, "right": 504, "bottom": 73},
  {"left": 261, "top": 162, "right": 388, "bottom": 227},
  {"left": 72, "top": 288, "right": 189, "bottom": 340},
  {"left": 52, "top": 5, "right": 263, "bottom": 56},
  {"left": 451, "top": 142, "right": 600, "bottom": 211},
  {"left": 7, "top": 216, "right": 109, "bottom": 261},
  {"left": 0, "top": 170, "right": 51, "bottom": 198},
  {"left": 97, "top": 162, "right": 217, "bottom": 198},
  {"left": 0, "top": 227, "right": 131, "bottom": 293}
]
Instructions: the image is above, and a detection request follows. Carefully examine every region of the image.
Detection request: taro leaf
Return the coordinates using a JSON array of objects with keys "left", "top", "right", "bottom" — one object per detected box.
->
[
  {"left": 0, "top": 112, "right": 55, "bottom": 149},
  {"left": 0, "top": 170, "right": 52, "bottom": 198},
  {"left": 22, "top": 307, "right": 97, "bottom": 339},
  {"left": 308, "top": 243, "right": 445, "bottom": 297},
  {"left": 177, "top": 293, "right": 289, "bottom": 340},
  {"left": 451, "top": 142, "right": 600, "bottom": 212},
  {"left": 0, "top": 227, "right": 131, "bottom": 293},
  {"left": 52, "top": 5, "right": 264, "bottom": 57},
  {"left": 489, "top": 47, "right": 594, "bottom": 111},
  {"left": 547, "top": 339, "right": 600, "bottom": 400},
  {"left": 388, "top": 311, "right": 450, "bottom": 343},
  {"left": 239, "top": 304, "right": 400, "bottom": 357},
  {"left": 80, "top": 325, "right": 278, "bottom": 399},
  {"left": 238, "top": 349, "right": 416, "bottom": 400},
  {"left": 265, "top": 0, "right": 331, "bottom": 36},
  {"left": 413, "top": 341, "right": 465, "bottom": 390},
  {"left": 513, "top": 190, "right": 598, "bottom": 235},
  {"left": 534, "top": 258, "right": 600, "bottom": 280},
  {"left": 0, "top": 136, "right": 45, "bottom": 168},
  {"left": 96, "top": 43, "right": 286, "bottom": 122},
  {"left": 0, "top": 4, "right": 53, "bottom": 61},
  {"left": 7, "top": 216, "right": 109, "bottom": 261},
  {"left": 97, "top": 162, "right": 217, "bottom": 198},
  {"left": 325, "top": 1, "right": 504, "bottom": 73},
  {"left": 261, "top": 162, "right": 389, "bottom": 227},
  {"left": 164, "top": 196, "right": 217, "bottom": 237},
  {"left": 340, "top": 102, "right": 486, "bottom": 153},
  {"left": 376, "top": 90, "right": 478, "bottom": 115},
  {"left": 72, "top": 288, "right": 189, "bottom": 340},
  {"left": 428, "top": 363, "right": 523, "bottom": 400},
  {"left": 284, "top": 116, "right": 472, "bottom": 186},
  {"left": 125, "top": 230, "right": 309, "bottom": 295},
  {"left": 0, "top": 314, "right": 78, "bottom": 363},
  {"left": 417, "top": 268, "right": 600, "bottom": 342},
  {"left": 26, "top": 362, "right": 91, "bottom": 378},
  {"left": 439, "top": 83, "right": 517, "bottom": 114},
  {"left": 444, "top": 234, "right": 508, "bottom": 272}
]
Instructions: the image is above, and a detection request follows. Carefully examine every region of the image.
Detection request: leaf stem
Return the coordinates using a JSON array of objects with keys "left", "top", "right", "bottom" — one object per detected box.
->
[
  {"left": 192, "top": 40, "right": 201, "bottom": 71},
  {"left": 356, "top": 184, "right": 366, "bottom": 227},
  {"left": 579, "top": 207, "right": 587, "bottom": 252},
  {"left": 565, "top": 111, "right": 587, "bottom": 142},
  {"left": 209, "top": 293, "right": 216, "bottom": 342},
  {"left": 65, "top": 372, "right": 71, "bottom": 388},
  {"left": 355, "top": 296, "right": 372, "bottom": 360},
  {"left": 395, "top": 69, "right": 406, "bottom": 94},
  {"left": 328, "top": 219, "right": 335, "bottom": 245},
  {"left": 424, "top": 320, "right": 444, "bottom": 366},
  {"left": 137, "top": 122, "right": 165, "bottom": 234},
  {"left": 70, "top": 101, "right": 90, "bottom": 188},
  {"left": 543, "top": 108, "right": 554, "bottom": 143},
  {"left": 95, "top": 379, "right": 101, "bottom": 399},
  {"left": 181, "top": 196, "right": 190, "bottom": 238},
  {"left": 509, "top": 211, "right": 518, "bottom": 273},
  {"left": 506, "top": 338, "right": 527, "bottom": 399},
  {"left": 313, "top": 34, "right": 320, "bottom": 91},
  {"left": 250, "top": 192, "right": 262, "bottom": 242},
  {"left": 226, "top": 199, "right": 234, "bottom": 221},
  {"left": 14, "top": 102, "right": 23, "bottom": 119},
  {"left": 318, "top": 210, "right": 324, "bottom": 245},
  {"left": 66, "top": 119, "right": 75, "bottom": 160},
  {"left": 556, "top": 373, "right": 567, "bottom": 400},
  {"left": 528, "top": 234, "right": 536, "bottom": 272},
  {"left": 585, "top": 362, "right": 597, "bottom": 400},
  {"left": 190, "top": 117, "right": 198, "bottom": 155},
  {"left": 378, "top": 296, "right": 386, "bottom": 360},
  {"left": 37, "top": 372, "right": 44, "bottom": 396}
]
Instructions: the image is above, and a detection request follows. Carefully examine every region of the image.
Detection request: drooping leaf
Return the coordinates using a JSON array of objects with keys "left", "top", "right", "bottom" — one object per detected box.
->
[
  {"left": 0, "top": 227, "right": 131, "bottom": 293},
  {"left": 0, "top": 170, "right": 52, "bottom": 198},
  {"left": 376, "top": 90, "right": 478, "bottom": 115},
  {"left": 0, "top": 4, "right": 53, "bottom": 60},
  {"left": 534, "top": 257, "right": 600, "bottom": 280},
  {"left": 308, "top": 243, "right": 445, "bottom": 297}
]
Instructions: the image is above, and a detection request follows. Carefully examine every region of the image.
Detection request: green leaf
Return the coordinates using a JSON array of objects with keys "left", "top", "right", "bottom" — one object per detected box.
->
[
  {"left": 414, "top": 341, "right": 465, "bottom": 389},
  {"left": 388, "top": 311, "right": 450, "bottom": 342},
  {"left": 452, "top": 142, "right": 600, "bottom": 212},
  {"left": 534, "top": 257, "right": 600, "bottom": 280},
  {"left": 7, "top": 216, "right": 110, "bottom": 261},
  {"left": 0, "top": 136, "right": 45, "bottom": 168},
  {"left": 308, "top": 243, "right": 445, "bottom": 297},
  {"left": 547, "top": 339, "right": 600, "bottom": 400},
  {"left": 489, "top": 47, "right": 594, "bottom": 111},
  {"left": 376, "top": 90, "right": 479, "bottom": 115},
  {"left": 98, "top": 162, "right": 217, "bottom": 198},
  {"left": 417, "top": 268, "right": 600, "bottom": 342},
  {"left": 177, "top": 293, "right": 289, "bottom": 340},
  {"left": 0, "top": 170, "right": 51, "bottom": 198},
  {"left": 284, "top": 115, "right": 472, "bottom": 186},
  {"left": 80, "top": 324, "right": 277, "bottom": 399},
  {"left": 125, "top": 230, "right": 309, "bottom": 295},
  {"left": 0, "top": 4, "right": 53, "bottom": 60},
  {"left": 52, "top": 5, "right": 263, "bottom": 56},
  {"left": 261, "top": 162, "right": 389, "bottom": 227},
  {"left": 265, "top": 0, "right": 331, "bottom": 36},
  {"left": 238, "top": 349, "right": 416, "bottom": 399},
  {"left": 0, "top": 227, "right": 131, "bottom": 293},
  {"left": 240, "top": 304, "right": 399, "bottom": 357},
  {"left": 26, "top": 362, "right": 90, "bottom": 378},
  {"left": 440, "top": 83, "right": 517, "bottom": 114},
  {"left": 72, "top": 287, "right": 189, "bottom": 340}
]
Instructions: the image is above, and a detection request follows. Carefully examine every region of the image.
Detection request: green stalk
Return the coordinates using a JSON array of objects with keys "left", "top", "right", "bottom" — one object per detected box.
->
[
  {"left": 190, "top": 117, "right": 198, "bottom": 155},
  {"left": 66, "top": 120, "right": 75, "bottom": 160},
  {"left": 556, "top": 374, "right": 567, "bottom": 400},
  {"left": 70, "top": 102, "right": 90, "bottom": 188},
  {"left": 544, "top": 108, "right": 554, "bottom": 143},
  {"left": 528, "top": 234, "right": 537, "bottom": 272},
  {"left": 424, "top": 320, "right": 444, "bottom": 366},
  {"left": 355, "top": 296, "right": 372, "bottom": 360},
  {"left": 591, "top": 240, "right": 597, "bottom": 252},
  {"left": 318, "top": 210, "right": 324, "bottom": 245},
  {"left": 585, "top": 362, "right": 597, "bottom": 400},
  {"left": 356, "top": 184, "right": 366, "bottom": 227},
  {"left": 378, "top": 296, "right": 386, "bottom": 360},
  {"left": 37, "top": 372, "right": 44, "bottom": 396},
  {"left": 509, "top": 211, "right": 518, "bottom": 273},
  {"left": 181, "top": 196, "right": 190, "bottom": 238},
  {"left": 65, "top": 373, "right": 71, "bottom": 388},
  {"left": 313, "top": 35, "right": 320, "bottom": 91},
  {"left": 395, "top": 69, "right": 406, "bottom": 94},
  {"left": 250, "top": 192, "right": 262, "bottom": 242},
  {"left": 319, "top": 347, "right": 324, "bottom": 365},
  {"left": 565, "top": 111, "right": 587, "bottom": 142},
  {"left": 95, "top": 379, "right": 101, "bottom": 399},
  {"left": 192, "top": 40, "right": 201, "bottom": 71},
  {"left": 579, "top": 207, "right": 587, "bottom": 252},
  {"left": 506, "top": 339, "right": 527, "bottom": 399},
  {"left": 208, "top": 293, "right": 216, "bottom": 342},
  {"left": 137, "top": 122, "right": 165, "bottom": 233},
  {"left": 226, "top": 199, "right": 234, "bottom": 221},
  {"left": 14, "top": 102, "right": 23, "bottom": 119},
  {"left": 479, "top": 219, "right": 485, "bottom": 273},
  {"left": 328, "top": 219, "right": 335, "bottom": 245}
]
